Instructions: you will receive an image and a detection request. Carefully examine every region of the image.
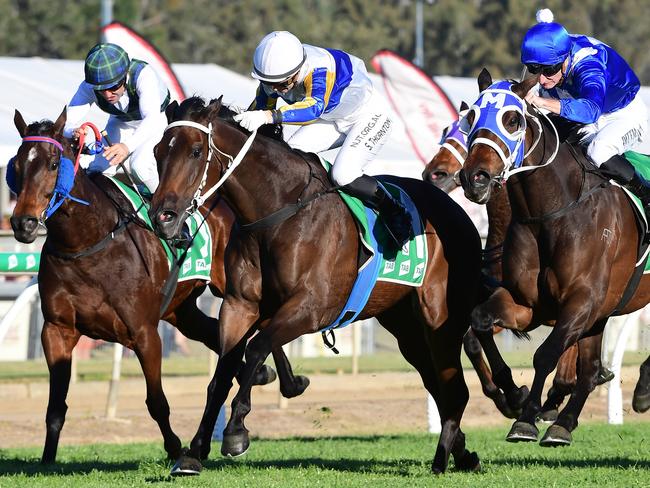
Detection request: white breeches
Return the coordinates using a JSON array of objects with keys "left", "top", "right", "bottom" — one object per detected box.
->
[
  {"left": 80, "top": 113, "right": 167, "bottom": 193},
  {"left": 286, "top": 89, "right": 393, "bottom": 186},
  {"left": 580, "top": 93, "right": 648, "bottom": 166}
]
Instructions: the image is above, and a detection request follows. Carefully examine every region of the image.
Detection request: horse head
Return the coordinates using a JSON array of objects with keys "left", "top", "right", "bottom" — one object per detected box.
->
[
  {"left": 150, "top": 96, "right": 229, "bottom": 240},
  {"left": 9, "top": 108, "right": 69, "bottom": 243},
  {"left": 422, "top": 101, "right": 469, "bottom": 193},
  {"left": 459, "top": 69, "right": 538, "bottom": 204}
]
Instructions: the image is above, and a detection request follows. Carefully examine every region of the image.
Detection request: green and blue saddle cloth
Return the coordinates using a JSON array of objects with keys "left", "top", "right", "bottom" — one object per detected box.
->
[{"left": 108, "top": 178, "right": 213, "bottom": 282}]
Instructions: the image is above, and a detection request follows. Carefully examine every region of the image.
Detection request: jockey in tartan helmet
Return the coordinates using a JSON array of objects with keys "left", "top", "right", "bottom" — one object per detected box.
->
[
  {"left": 64, "top": 42, "right": 170, "bottom": 196},
  {"left": 84, "top": 43, "right": 130, "bottom": 90}
]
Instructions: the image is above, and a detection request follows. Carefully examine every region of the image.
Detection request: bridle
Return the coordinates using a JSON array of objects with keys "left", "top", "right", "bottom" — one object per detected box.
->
[{"left": 163, "top": 120, "right": 257, "bottom": 216}]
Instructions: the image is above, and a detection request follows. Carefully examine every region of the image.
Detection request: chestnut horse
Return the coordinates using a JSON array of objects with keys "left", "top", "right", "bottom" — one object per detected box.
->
[
  {"left": 423, "top": 111, "right": 615, "bottom": 422},
  {"left": 149, "top": 96, "right": 483, "bottom": 475},
  {"left": 8, "top": 109, "right": 307, "bottom": 464},
  {"left": 459, "top": 69, "right": 649, "bottom": 446}
]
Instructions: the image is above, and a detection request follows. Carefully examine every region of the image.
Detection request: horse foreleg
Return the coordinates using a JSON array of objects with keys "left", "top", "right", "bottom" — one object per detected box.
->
[
  {"left": 172, "top": 340, "right": 245, "bottom": 476},
  {"left": 540, "top": 329, "right": 604, "bottom": 447},
  {"left": 40, "top": 322, "right": 81, "bottom": 463},
  {"left": 467, "top": 327, "right": 528, "bottom": 417},
  {"left": 172, "top": 292, "right": 280, "bottom": 388},
  {"left": 132, "top": 325, "right": 182, "bottom": 461},
  {"left": 538, "top": 344, "right": 578, "bottom": 423},
  {"left": 632, "top": 354, "right": 650, "bottom": 413},
  {"left": 507, "top": 298, "right": 594, "bottom": 443}
]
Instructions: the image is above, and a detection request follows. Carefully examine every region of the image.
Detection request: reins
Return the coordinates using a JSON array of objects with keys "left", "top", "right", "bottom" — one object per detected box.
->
[{"left": 165, "top": 117, "right": 340, "bottom": 232}]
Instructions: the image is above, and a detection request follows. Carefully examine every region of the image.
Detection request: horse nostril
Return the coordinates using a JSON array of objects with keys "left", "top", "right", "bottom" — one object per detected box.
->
[
  {"left": 433, "top": 171, "right": 448, "bottom": 181},
  {"left": 473, "top": 171, "right": 492, "bottom": 187}
]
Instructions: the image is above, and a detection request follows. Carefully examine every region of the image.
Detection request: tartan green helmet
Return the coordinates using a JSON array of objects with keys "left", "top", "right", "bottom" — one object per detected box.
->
[{"left": 84, "top": 43, "right": 130, "bottom": 90}]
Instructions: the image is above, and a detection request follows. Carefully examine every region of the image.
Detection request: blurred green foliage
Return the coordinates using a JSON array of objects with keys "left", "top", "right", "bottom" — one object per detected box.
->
[{"left": 1, "top": 0, "right": 649, "bottom": 82}]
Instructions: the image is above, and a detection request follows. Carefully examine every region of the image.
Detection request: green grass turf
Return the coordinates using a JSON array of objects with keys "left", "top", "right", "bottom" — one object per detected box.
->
[{"left": 0, "top": 423, "right": 648, "bottom": 487}]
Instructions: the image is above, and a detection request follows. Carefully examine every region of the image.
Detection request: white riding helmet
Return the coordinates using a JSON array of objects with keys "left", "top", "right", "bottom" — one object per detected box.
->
[{"left": 251, "top": 31, "right": 306, "bottom": 83}]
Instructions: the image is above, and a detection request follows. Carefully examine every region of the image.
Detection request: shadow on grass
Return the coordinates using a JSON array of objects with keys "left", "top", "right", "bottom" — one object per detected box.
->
[
  {"left": 0, "top": 457, "right": 150, "bottom": 477},
  {"left": 487, "top": 456, "right": 650, "bottom": 470}
]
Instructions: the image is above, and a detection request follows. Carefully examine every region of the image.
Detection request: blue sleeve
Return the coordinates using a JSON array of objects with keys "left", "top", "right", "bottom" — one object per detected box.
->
[
  {"left": 278, "top": 68, "right": 330, "bottom": 124},
  {"left": 559, "top": 59, "right": 606, "bottom": 124}
]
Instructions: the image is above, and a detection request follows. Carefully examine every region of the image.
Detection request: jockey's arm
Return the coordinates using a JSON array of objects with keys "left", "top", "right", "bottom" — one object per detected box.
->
[
  {"left": 63, "top": 82, "right": 95, "bottom": 139},
  {"left": 558, "top": 60, "right": 606, "bottom": 124},
  {"left": 275, "top": 68, "right": 332, "bottom": 124},
  {"left": 121, "top": 66, "right": 166, "bottom": 153}
]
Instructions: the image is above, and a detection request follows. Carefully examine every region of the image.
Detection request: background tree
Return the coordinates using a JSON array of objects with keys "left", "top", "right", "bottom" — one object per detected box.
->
[{"left": 0, "top": 0, "right": 649, "bottom": 82}]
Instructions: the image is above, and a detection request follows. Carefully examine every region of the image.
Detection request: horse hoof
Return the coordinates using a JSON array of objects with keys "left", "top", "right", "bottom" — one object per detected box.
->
[
  {"left": 170, "top": 453, "right": 202, "bottom": 476},
  {"left": 540, "top": 424, "right": 572, "bottom": 447},
  {"left": 632, "top": 390, "right": 650, "bottom": 413},
  {"left": 536, "top": 408, "right": 558, "bottom": 424},
  {"left": 488, "top": 390, "right": 518, "bottom": 419},
  {"left": 281, "top": 375, "right": 310, "bottom": 399},
  {"left": 221, "top": 431, "right": 250, "bottom": 457},
  {"left": 506, "top": 385, "right": 529, "bottom": 412},
  {"left": 455, "top": 451, "right": 481, "bottom": 472},
  {"left": 597, "top": 367, "right": 615, "bottom": 385},
  {"left": 252, "top": 364, "right": 277, "bottom": 386},
  {"left": 506, "top": 421, "right": 539, "bottom": 442}
]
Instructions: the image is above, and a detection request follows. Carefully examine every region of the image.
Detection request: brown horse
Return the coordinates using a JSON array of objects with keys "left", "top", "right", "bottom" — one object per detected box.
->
[
  {"left": 422, "top": 112, "right": 617, "bottom": 422},
  {"left": 459, "top": 69, "right": 648, "bottom": 446},
  {"left": 8, "top": 109, "right": 308, "bottom": 464},
  {"left": 149, "top": 96, "right": 483, "bottom": 475}
]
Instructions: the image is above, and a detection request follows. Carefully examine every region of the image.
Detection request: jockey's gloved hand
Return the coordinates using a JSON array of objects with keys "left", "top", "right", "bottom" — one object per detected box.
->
[{"left": 233, "top": 110, "right": 273, "bottom": 132}]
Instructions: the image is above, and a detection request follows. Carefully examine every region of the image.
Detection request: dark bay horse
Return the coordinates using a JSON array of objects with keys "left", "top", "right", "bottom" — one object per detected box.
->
[
  {"left": 423, "top": 113, "right": 616, "bottom": 422},
  {"left": 149, "top": 96, "right": 484, "bottom": 474},
  {"left": 459, "top": 69, "right": 650, "bottom": 446},
  {"left": 8, "top": 109, "right": 307, "bottom": 464}
]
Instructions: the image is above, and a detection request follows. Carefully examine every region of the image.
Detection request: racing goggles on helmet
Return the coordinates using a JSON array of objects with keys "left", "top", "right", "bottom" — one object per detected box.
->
[
  {"left": 526, "top": 62, "right": 564, "bottom": 76},
  {"left": 264, "top": 72, "right": 298, "bottom": 91},
  {"left": 96, "top": 77, "right": 126, "bottom": 93}
]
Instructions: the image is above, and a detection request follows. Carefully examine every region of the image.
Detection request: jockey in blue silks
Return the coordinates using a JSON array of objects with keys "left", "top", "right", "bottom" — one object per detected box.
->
[
  {"left": 521, "top": 11, "right": 650, "bottom": 205},
  {"left": 233, "top": 31, "right": 411, "bottom": 248}
]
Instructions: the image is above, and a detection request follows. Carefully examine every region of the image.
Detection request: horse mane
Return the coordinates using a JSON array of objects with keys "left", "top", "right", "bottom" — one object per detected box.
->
[{"left": 26, "top": 119, "right": 55, "bottom": 135}]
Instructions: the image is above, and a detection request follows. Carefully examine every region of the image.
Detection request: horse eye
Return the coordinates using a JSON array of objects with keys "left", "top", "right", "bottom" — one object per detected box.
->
[
  {"left": 50, "top": 159, "right": 59, "bottom": 170},
  {"left": 191, "top": 147, "right": 202, "bottom": 159}
]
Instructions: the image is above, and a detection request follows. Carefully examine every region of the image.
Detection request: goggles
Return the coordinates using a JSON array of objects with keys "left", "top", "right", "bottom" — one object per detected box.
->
[
  {"left": 526, "top": 62, "right": 564, "bottom": 77},
  {"left": 264, "top": 73, "right": 298, "bottom": 91},
  {"left": 96, "top": 77, "right": 126, "bottom": 93}
]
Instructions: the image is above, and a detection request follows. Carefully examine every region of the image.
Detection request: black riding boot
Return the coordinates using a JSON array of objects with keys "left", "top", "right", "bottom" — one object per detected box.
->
[
  {"left": 342, "top": 174, "right": 413, "bottom": 248},
  {"left": 600, "top": 154, "right": 650, "bottom": 206}
]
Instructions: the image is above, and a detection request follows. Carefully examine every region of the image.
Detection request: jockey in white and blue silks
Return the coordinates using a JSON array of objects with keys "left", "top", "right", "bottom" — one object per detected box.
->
[
  {"left": 233, "top": 31, "right": 411, "bottom": 248},
  {"left": 521, "top": 13, "right": 650, "bottom": 204}
]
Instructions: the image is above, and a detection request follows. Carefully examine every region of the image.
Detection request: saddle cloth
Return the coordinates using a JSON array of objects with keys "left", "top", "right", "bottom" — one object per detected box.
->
[
  {"left": 107, "top": 177, "right": 213, "bottom": 282},
  {"left": 320, "top": 159, "right": 428, "bottom": 331}
]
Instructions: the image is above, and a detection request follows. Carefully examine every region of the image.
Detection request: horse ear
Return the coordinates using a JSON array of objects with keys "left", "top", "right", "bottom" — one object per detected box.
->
[
  {"left": 165, "top": 100, "right": 179, "bottom": 123},
  {"left": 477, "top": 68, "right": 492, "bottom": 92},
  {"left": 52, "top": 106, "right": 67, "bottom": 136},
  {"left": 14, "top": 109, "right": 27, "bottom": 138},
  {"left": 207, "top": 95, "right": 223, "bottom": 118},
  {"left": 459, "top": 101, "right": 469, "bottom": 112},
  {"left": 511, "top": 75, "right": 539, "bottom": 99}
]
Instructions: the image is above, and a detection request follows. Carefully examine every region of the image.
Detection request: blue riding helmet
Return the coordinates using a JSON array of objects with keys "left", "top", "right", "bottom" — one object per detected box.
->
[
  {"left": 521, "top": 22, "right": 572, "bottom": 66},
  {"left": 84, "top": 43, "right": 130, "bottom": 90}
]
